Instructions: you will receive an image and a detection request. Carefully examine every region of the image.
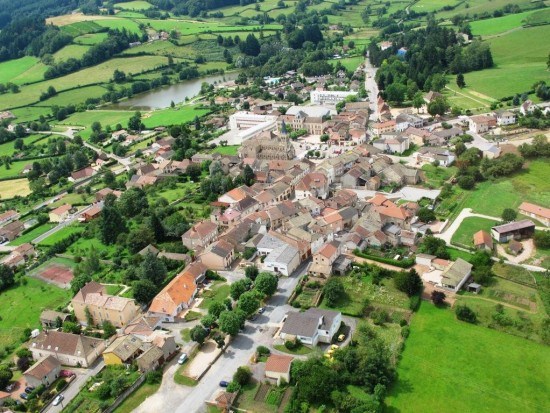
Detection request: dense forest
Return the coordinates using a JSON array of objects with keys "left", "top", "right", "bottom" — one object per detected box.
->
[
  {"left": 369, "top": 21, "right": 493, "bottom": 98},
  {"left": 0, "top": 0, "right": 81, "bottom": 29}
]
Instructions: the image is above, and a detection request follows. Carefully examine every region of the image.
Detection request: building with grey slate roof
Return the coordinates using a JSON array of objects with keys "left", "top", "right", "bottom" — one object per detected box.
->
[{"left": 279, "top": 308, "right": 341, "bottom": 346}]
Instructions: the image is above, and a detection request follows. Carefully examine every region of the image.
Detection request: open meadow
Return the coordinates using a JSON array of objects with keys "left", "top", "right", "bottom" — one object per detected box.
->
[
  {"left": 385, "top": 303, "right": 550, "bottom": 413},
  {"left": 0, "top": 277, "right": 71, "bottom": 349},
  {"left": 451, "top": 216, "right": 499, "bottom": 247},
  {"left": 0, "top": 178, "right": 31, "bottom": 199}
]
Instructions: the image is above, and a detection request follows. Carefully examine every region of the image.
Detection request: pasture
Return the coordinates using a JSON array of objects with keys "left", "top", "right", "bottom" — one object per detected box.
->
[
  {"left": 10, "top": 106, "right": 52, "bottom": 123},
  {"left": 41, "top": 85, "right": 108, "bottom": 107},
  {"left": 114, "top": 1, "right": 153, "bottom": 10},
  {"left": 462, "top": 160, "right": 550, "bottom": 216},
  {"left": 455, "top": 25, "right": 549, "bottom": 100},
  {"left": 53, "top": 44, "right": 91, "bottom": 62},
  {"left": 94, "top": 18, "right": 143, "bottom": 34},
  {"left": 0, "top": 55, "right": 168, "bottom": 109},
  {"left": 142, "top": 105, "right": 210, "bottom": 128},
  {"left": 0, "top": 56, "right": 40, "bottom": 84},
  {"left": 0, "top": 277, "right": 71, "bottom": 349},
  {"left": 59, "top": 20, "right": 106, "bottom": 36},
  {"left": 329, "top": 56, "right": 364, "bottom": 71},
  {"left": 9, "top": 223, "right": 56, "bottom": 246},
  {"left": 0, "top": 178, "right": 31, "bottom": 199},
  {"left": 0, "top": 161, "right": 32, "bottom": 179},
  {"left": 73, "top": 32, "right": 109, "bottom": 45},
  {"left": 469, "top": 10, "right": 538, "bottom": 36},
  {"left": 385, "top": 303, "right": 550, "bottom": 413}
]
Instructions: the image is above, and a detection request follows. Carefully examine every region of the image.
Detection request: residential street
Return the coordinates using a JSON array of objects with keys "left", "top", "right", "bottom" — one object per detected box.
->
[
  {"left": 134, "top": 263, "right": 307, "bottom": 413},
  {"left": 43, "top": 360, "right": 105, "bottom": 413},
  {"left": 32, "top": 204, "right": 95, "bottom": 244}
]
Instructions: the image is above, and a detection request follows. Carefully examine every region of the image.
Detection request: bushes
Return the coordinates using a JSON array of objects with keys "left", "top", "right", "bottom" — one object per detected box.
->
[
  {"left": 146, "top": 370, "right": 163, "bottom": 384},
  {"left": 455, "top": 304, "right": 477, "bottom": 323},
  {"left": 256, "top": 346, "right": 270, "bottom": 357},
  {"left": 354, "top": 250, "right": 415, "bottom": 268},
  {"left": 233, "top": 366, "right": 252, "bottom": 386},
  {"left": 409, "top": 295, "right": 421, "bottom": 311}
]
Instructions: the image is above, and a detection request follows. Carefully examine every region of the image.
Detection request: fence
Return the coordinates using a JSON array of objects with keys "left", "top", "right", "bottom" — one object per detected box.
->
[{"left": 103, "top": 374, "right": 146, "bottom": 413}]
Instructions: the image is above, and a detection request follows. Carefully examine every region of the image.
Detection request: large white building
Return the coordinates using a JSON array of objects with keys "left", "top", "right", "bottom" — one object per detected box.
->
[
  {"left": 310, "top": 90, "right": 357, "bottom": 105},
  {"left": 228, "top": 112, "right": 278, "bottom": 141}
]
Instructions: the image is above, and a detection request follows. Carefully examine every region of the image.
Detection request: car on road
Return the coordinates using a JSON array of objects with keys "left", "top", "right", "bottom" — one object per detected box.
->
[
  {"left": 219, "top": 381, "right": 229, "bottom": 387},
  {"left": 178, "top": 353, "right": 188, "bottom": 364},
  {"left": 20, "top": 393, "right": 28, "bottom": 400},
  {"left": 53, "top": 394, "right": 64, "bottom": 406},
  {"left": 25, "top": 386, "right": 35, "bottom": 394}
]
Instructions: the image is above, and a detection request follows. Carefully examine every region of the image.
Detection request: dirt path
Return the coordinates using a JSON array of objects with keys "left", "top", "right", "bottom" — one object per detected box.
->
[{"left": 496, "top": 239, "right": 535, "bottom": 264}]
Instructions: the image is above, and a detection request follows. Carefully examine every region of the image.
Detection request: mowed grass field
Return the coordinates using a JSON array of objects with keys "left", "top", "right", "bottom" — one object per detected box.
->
[
  {"left": 74, "top": 32, "right": 109, "bottom": 45},
  {"left": 469, "top": 10, "right": 540, "bottom": 36},
  {"left": 385, "top": 303, "right": 550, "bottom": 413},
  {"left": 0, "top": 277, "right": 71, "bottom": 348},
  {"left": 0, "top": 161, "right": 32, "bottom": 179},
  {"left": 0, "top": 178, "right": 31, "bottom": 199},
  {"left": 328, "top": 56, "right": 364, "bottom": 71},
  {"left": 451, "top": 216, "right": 499, "bottom": 247},
  {"left": 0, "top": 56, "right": 40, "bottom": 84},
  {"left": 463, "top": 160, "right": 550, "bottom": 216},
  {"left": 114, "top": 0, "right": 153, "bottom": 10},
  {"left": 142, "top": 105, "right": 210, "bottom": 128},
  {"left": 53, "top": 44, "right": 91, "bottom": 62},
  {"left": 0, "top": 55, "right": 168, "bottom": 109},
  {"left": 460, "top": 25, "right": 550, "bottom": 99}
]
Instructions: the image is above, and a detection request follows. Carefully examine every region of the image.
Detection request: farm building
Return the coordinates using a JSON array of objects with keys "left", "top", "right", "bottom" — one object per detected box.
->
[{"left": 491, "top": 220, "right": 535, "bottom": 243}]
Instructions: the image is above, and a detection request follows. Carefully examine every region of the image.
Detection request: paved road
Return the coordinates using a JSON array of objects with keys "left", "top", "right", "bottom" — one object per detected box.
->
[
  {"left": 363, "top": 57, "right": 379, "bottom": 122},
  {"left": 43, "top": 360, "right": 105, "bottom": 413},
  {"left": 135, "top": 262, "right": 307, "bottom": 413},
  {"left": 32, "top": 204, "right": 96, "bottom": 244}
]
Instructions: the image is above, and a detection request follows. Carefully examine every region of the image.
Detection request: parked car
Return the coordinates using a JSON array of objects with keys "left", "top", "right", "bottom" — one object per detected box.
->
[
  {"left": 178, "top": 353, "right": 188, "bottom": 365},
  {"left": 25, "top": 386, "right": 35, "bottom": 394},
  {"left": 219, "top": 381, "right": 229, "bottom": 387},
  {"left": 258, "top": 307, "right": 265, "bottom": 314},
  {"left": 337, "top": 334, "right": 345, "bottom": 342},
  {"left": 52, "top": 394, "right": 64, "bottom": 406},
  {"left": 20, "top": 393, "right": 28, "bottom": 400},
  {"left": 59, "top": 370, "right": 75, "bottom": 378}
]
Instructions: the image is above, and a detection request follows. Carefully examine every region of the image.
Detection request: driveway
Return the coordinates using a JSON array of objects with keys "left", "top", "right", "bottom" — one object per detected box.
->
[
  {"left": 436, "top": 208, "right": 500, "bottom": 244},
  {"left": 497, "top": 239, "right": 535, "bottom": 263},
  {"left": 43, "top": 360, "right": 104, "bottom": 413}
]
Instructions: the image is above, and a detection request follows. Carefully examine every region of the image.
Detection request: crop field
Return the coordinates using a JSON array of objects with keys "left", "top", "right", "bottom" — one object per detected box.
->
[
  {"left": 114, "top": 1, "right": 153, "bottom": 10},
  {"left": 457, "top": 25, "right": 550, "bottom": 100},
  {"left": 451, "top": 216, "right": 499, "bottom": 247},
  {"left": 74, "top": 32, "right": 110, "bottom": 45},
  {"left": 142, "top": 105, "right": 210, "bottom": 128},
  {"left": 0, "top": 56, "right": 40, "bottom": 84},
  {"left": 0, "top": 56, "right": 168, "bottom": 109},
  {"left": 469, "top": 10, "right": 539, "bottom": 36},
  {"left": 53, "top": 44, "right": 91, "bottom": 62},
  {"left": 385, "top": 303, "right": 550, "bottom": 413},
  {"left": 0, "top": 277, "right": 71, "bottom": 349},
  {"left": 0, "top": 178, "right": 31, "bottom": 199}
]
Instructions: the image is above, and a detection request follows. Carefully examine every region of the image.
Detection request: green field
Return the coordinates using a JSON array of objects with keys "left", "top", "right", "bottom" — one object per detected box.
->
[
  {"left": 421, "top": 164, "right": 456, "bottom": 188},
  {"left": 0, "top": 160, "right": 32, "bottom": 179},
  {"left": 0, "top": 56, "right": 40, "bottom": 84},
  {"left": 385, "top": 303, "right": 550, "bottom": 412},
  {"left": 112, "top": 382, "right": 160, "bottom": 413},
  {"left": 41, "top": 85, "right": 108, "bottom": 107},
  {"left": 60, "top": 20, "right": 105, "bottom": 36},
  {"left": 143, "top": 106, "right": 210, "bottom": 128},
  {"left": 460, "top": 25, "right": 550, "bottom": 100},
  {"left": 38, "top": 225, "right": 84, "bottom": 246},
  {"left": 412, "top": 0, "right": 458, "bottom": 13},
  {"left": 199, "top": 282, "right": 230, "bottom": 309},
  {"left": 95, "top": 18, "right": 143, "bottom": 33},
  {"left": 74, "top": 32, "right": 110, "bottom": 45},
  {"left": 470, "top": 10, "right": 539, "bottom": 36},
  {"left": 9, "top": 223, "right": 56, "bottom": 246},
  {"left": 212, "top": 145, "right": 239, "bottom": 156},
  {"left": 0, "top": 55, "right": 168, "bottom": 109},
  {"left": 451, "top": 216, "right": 499, "bottom": 247},
  {"left": 0, "top": 277, "right": 71, "bottom": 348},
  {"left": 53, "top": 44, "right": 91, "bottom": 62},
  {"left": 114, "top": 1, "right": 153, "bottom": 10},
  {"left": 462, "top": 160, "right": 550, "bottom": 216},
  {"left": 10, "top": 106, "right": 52, "bottom": 123},
  {"left": 329, "top": 56, "right": 364, "bottom": 71},
  {"left": 0, "top": 134, "right": 43, "bottom": 157}
]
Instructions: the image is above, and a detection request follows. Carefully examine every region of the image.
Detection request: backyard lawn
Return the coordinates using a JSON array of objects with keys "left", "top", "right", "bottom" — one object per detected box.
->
[
  {"left": 385, "top": 303, "right": 550, "bottom": 412},
  {"left": 38, "top": 225, "right": 85, "bottom": 246},
  {"left": 199, "top": 282, "right": 230, "bottom": 310},
  {"left": 320, "top": 270, "right": 409, "bottom": 317},
  {"left": 451, "top": 216, "right": 499, "bottom": 247}
]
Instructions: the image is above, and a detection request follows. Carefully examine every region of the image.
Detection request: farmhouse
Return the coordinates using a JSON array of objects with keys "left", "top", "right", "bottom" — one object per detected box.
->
[
  {"left": 0, "top": 220, "right": 25, "bottom": 241},
  {"left": 148, "top": 271, "right": 197, "bottom": 322},
  {"left": 72, "top": 282, "right": 140, "bottom": 328},
  {"left": 491, "top": 220, "right": 535, "bottom": 242},
  {"left": 493, "top": 110, "right": 516, "bottom": 126},
  {"left": 280, "top": 308, "right": 342, "bottom": 347},
  {"left": 518, "top": 202, "right": 550, "bottom": 226},
  {"left": 49, "top": 204, "right": 72, "bottom": 223},
  {"left": 30, "top": 331, "right": 105, "bottom": 367},
  {"left": 0, "top": 210, "right": 19, "bottom": 225},
  {"left": 23, "top": 356, "right": 61, "bottom": 388}
]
